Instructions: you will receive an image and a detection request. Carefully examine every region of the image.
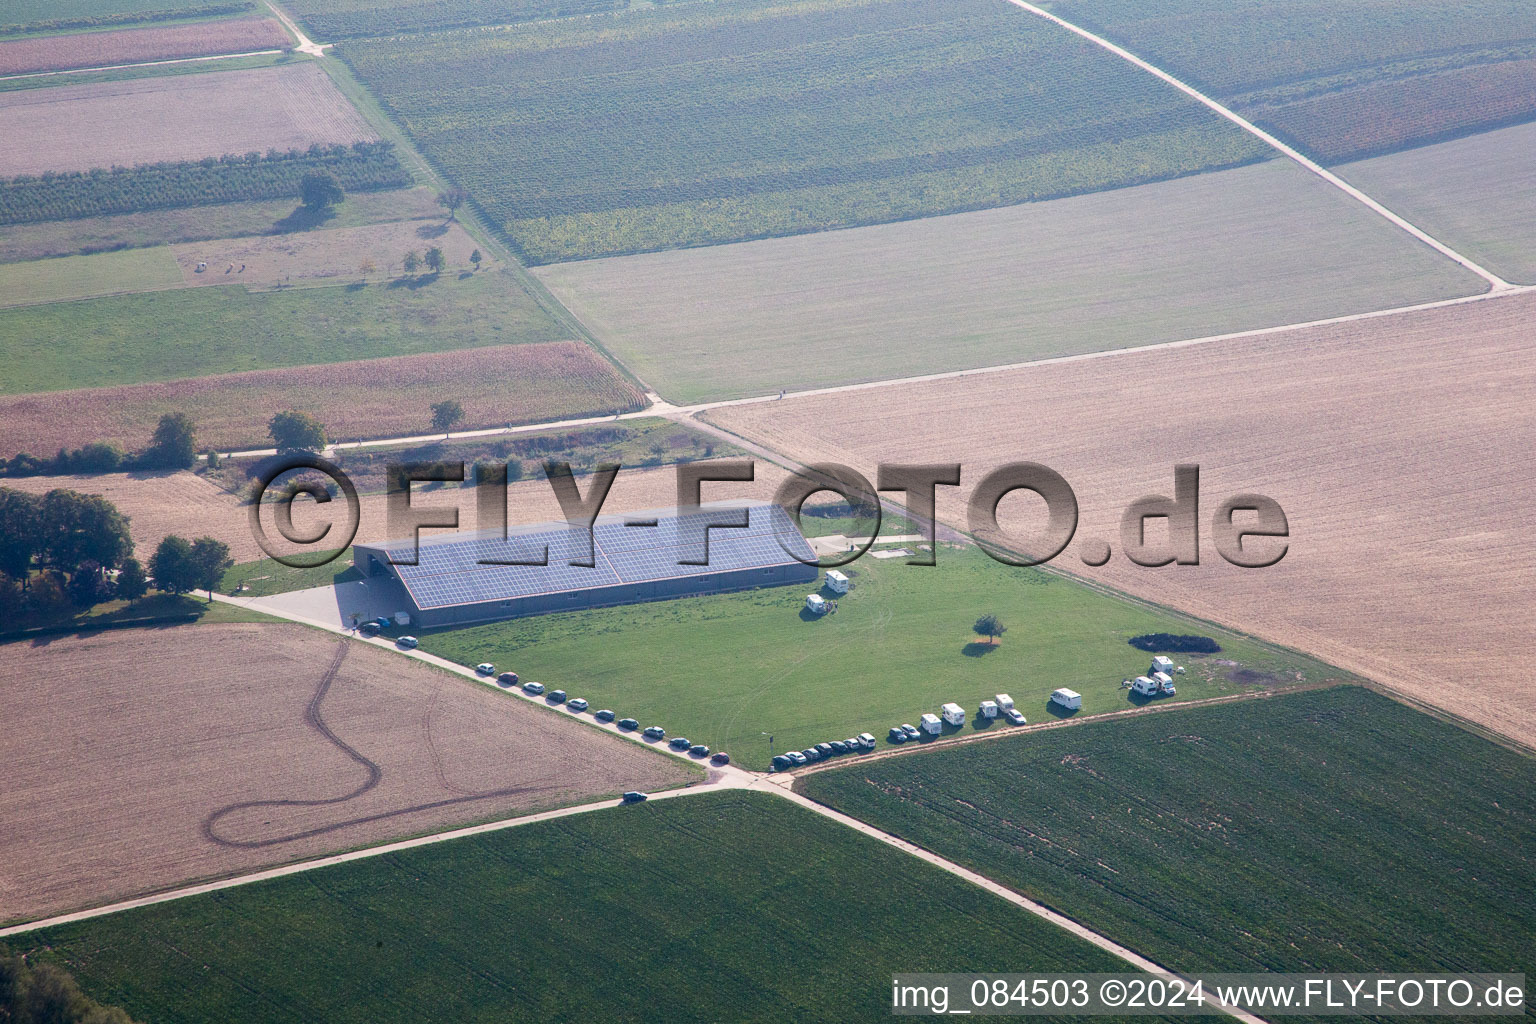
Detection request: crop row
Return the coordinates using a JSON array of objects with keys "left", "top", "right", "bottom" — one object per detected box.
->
[
  {"left": 343, "top": 0, "right": 1260, "bottom": 262},
  {"left": 0, "top": 2, "right": 253, "bottom": 36},
  {"left": 289, "top": 0, "right": 620, "bottom": 41},
  {"left": 0, "top": 142, "right": 409, "bottom": 225}
]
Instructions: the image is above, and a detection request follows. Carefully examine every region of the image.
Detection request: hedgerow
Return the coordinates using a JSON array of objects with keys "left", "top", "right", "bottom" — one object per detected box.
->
[{"left": 0, "top": 142, "right": 409, "bottom": 225}]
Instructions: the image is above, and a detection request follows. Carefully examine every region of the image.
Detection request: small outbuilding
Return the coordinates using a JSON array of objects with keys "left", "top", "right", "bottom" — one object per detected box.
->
[
  {"left": 825, "top": 569, "right": 850, "bottom": 594},
  {"left": 1050, "top": 687, "right": 1082, "bottom": 711}
]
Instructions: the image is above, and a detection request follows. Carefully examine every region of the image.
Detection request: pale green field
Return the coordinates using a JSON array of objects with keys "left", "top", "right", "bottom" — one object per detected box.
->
[
  {"left": 536, "top": 160, "right": 1486, "bottom": 404},
  {"left": 1340, "top": 120, "right": 1536, "bottom": 286},
  {"left": 0, "top": 244, "right": 181, "bottom": 306}
]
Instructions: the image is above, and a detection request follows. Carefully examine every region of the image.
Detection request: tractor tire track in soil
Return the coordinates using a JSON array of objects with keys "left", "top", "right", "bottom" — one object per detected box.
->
[{"left": 203, "top": 641, "right": 558, "bottom": 848}]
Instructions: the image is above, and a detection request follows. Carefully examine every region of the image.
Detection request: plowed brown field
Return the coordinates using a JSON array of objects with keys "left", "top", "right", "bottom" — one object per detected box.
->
[
  {"left": 0, "top": 623, "right": 694, "bottom": 924},
  {"left": 0, "top": 17, "right": 290, "bottom": 76},
  {"left": 0, "top": 341, "right": 643, "bottom": 457},
  {"left": 707, "top": 292, "right": 1536, "bottom": 747}
]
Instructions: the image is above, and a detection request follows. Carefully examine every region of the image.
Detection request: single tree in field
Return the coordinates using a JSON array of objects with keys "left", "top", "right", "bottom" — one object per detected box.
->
[
  {"left": 149, "top": 535, "right": 198, "bottom": 596},
  {"left": 299, "top": 170, "right": 344, "bottom": 212},
  {"left": 430, "top": 399, "right": 464, "bottom": 435},
  {"left": 402, "top": 250, "right": 422, "bottom": 276},
  {"left": 142, "top": 411, "right": 196, "bottom": 470},
  {"left": 268, "top": 410, "right": 327, "bottom": 452},
  {"left": 973, "top": 613, "right": 1006, "bottom": 645},
  {"left": 469, "top": 249, "right": 482, "bottom": 271},
  {"left": 190, "top": 536, "right": 233, "bottom": 602},
  {"left": 423, "top": 246, "right": 444, "bottom": 274},
  {"left": 115, "top": 556, "right": 149, "bottom": 601},
  {"left": 437, "top": 188, "right": 468, "bottom": 219}
]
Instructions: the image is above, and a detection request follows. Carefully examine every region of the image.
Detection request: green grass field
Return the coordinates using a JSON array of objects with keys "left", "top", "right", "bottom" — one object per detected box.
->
[
  {"left": 802, "top": 687, "right": 1536, "bottom": 979},
  {"left": 0, "top": 245, "right": 181, "bottom": 307},
  {"left": 15, "top": 791, "right": 1171, "bottom": 1023},
  {"left": 0, "top": 268, "right": 568, "bottom": 394},
  {"left": 1051, "top": 0, "right": 1536, "bottom": 161},
  {"left": 419, "top": 546, "right": 1346, "bottom": 767},
  {"left": 539, "top": 159, "right": 1484, "bottom": 403},
  {"left": 287, "top": 0, "right": 622, "bottom": 40},
  {"left": 342, "top": 0, "right": 1267, "bottom": 263},
  {"left": 2, "top": 0, "right": 226, "bottom": 30}
]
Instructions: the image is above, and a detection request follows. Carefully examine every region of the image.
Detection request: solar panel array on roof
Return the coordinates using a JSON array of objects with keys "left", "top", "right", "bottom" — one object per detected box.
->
[{"left": 377, "top": 503, "right": 814, "bottom": 611}]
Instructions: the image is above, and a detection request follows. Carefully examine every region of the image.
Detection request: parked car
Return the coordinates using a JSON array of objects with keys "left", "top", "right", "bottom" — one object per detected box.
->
[
  {"left": 396, "top": 636, "right": 419, "bottom": 649},
  {"left": 786, "top": 751, "right": 808, "bottom": 766},
  {"left": 689, "top": 744, "right": 709, "bottom": 757},
  {"left": 594, "top": 709, "right": 616, "bottom": 723},
  {"left": 566, "top": 698, "right": 589, "bottom": 713},
  {"left": 858, "top": 732, "right": 876, "bottom": 749},
  {"left": 900, "top": 724, "right": 921, "bottom": 741},
  {"left": 829, "top": 740, "right": 848, "bottom": 755},
  {"left": 815, "top": 742, "right": 834, "bottom": 758},
  {"left": 618, "top": 718, "right": 639, "bottom": 731},
  {"left": 888, "top": 726, "right": 908, "bottom": 744},
  {"left": 668, "top": 736, "right": 691, "bottom": 751},
  {"left": 547, "top": 689, "right": 566, "bottom": 704},
  {"left": 522, "top": 681, "right": 545, "bottom": 696},
  {"left": 498, "top": 671, "right": 519, "bottom": 686},
  {"left": 1004, "top": 708, "right": 1027, "bottom": 725},
  {"left": 621, "top": 792, "right": 648, "bottom": 804},
  {"left": 844, "top": 737, "right": 862, "bottom": 752},
  {"left": 801, "top": 748, "right": 821, "bottom": 762},
  {"left": 359, "top": 622, "right": 380, "bottom": 636},
  {"left": 771, "top": 754, "right": 791, "bottom": 772},
  {"left": 643, "top": 725, "right": 665, "bottom": 740},
  {"left": 476, "top": 663, "right": 495, "bottom": 675},
  {"left": 710, "top": 752, "right": 731, "bottom": 766}
]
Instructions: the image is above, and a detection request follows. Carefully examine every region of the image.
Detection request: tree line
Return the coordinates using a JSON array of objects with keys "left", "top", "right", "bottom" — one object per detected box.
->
[
  {"left": 0, "top": 485, "right": 231, "bottom": 621},
  {"left": 0, "top": 413, "right": 198, "bottom": 478},
  {"left": 0, "top": 946, "right": 139, "bottom": 1024},
  {"left": 0, "top": 142, "right": 408, "bottom": 226}
]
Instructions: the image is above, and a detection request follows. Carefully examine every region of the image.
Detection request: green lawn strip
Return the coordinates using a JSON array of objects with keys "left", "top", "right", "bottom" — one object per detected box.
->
[
  {"left": 0, "top": 268, "right": 567, "bottom": 394},
  {"left": 16, "top": 790, "right": 1179, "bottom": 1023},
  {"left": 418, "top": 546, "right": 1344, "bottom": 767},
  {"left": 801, "top": 687, "right": 1536, "bottom": 985},
  {"left": 0, "top": 592, "right": 279, "bottom": 642}
]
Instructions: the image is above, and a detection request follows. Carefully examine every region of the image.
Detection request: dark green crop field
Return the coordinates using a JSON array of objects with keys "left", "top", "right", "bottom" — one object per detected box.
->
[
  {"left": 342, "top": 0, "right": 1268, "bottom": 263},
  {"left": 1051, "top": 0, "right": 1536, "bottom": 161},
  {"left": 14, "top": 792, "right": 1169, "bottom": 1023},
  {"left": 802, "top": 687, "right": 1536, "bottom": 981},
  {"left": 287, "top": 0, "right": 622, "bottom": 40}
]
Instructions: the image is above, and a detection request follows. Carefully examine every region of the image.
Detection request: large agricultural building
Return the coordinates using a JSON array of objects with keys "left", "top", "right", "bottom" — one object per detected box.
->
[{"left": 353, "top": 502, "right": 819, "bottom": 628}]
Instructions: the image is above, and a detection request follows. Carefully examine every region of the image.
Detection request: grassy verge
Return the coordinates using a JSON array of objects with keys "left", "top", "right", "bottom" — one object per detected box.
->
[
  {"left": 418, "top": 545, "right": 1347, "bottom": 767},
  {"left": 801, "top": 687, "right": 1536, "bottom": 985},
  {"left": 15, "top": 790, "right": 1175, "bottom": 1023},
  {"left": 0, "top": 49, "right": 299, "bottom": 93},
  {"left": 219, "top": 549, "right": 359, "bottom": 596},
  {"left": 0, "top": 592, "right": 278, "bottom": 642}
]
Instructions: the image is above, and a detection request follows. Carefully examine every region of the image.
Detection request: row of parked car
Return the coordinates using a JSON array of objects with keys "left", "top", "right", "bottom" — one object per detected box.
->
[
  {"left": 770, "top": 733, "right": 877, "bottom": 772},
  {"left": 474, "top": 662, "right": 732, "bottom": 767}
]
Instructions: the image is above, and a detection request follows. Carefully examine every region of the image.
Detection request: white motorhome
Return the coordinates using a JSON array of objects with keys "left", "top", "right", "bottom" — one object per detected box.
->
[
  {"left": 805, "top": 594, "right": 827, "bottom": 614},
  {"left": 1131, "top": 676, "right": 1160, "bottom": 697},
  {"left": 1150, "top": 655, "right": 1175, "bottom": 675},
  {"left": 1050, "top": 688, "right": 1082, "bottom": 711},
  {"left": 978, "top": 700, "right": 999, "bottom": 719},
  {"left": 824, "top": 569, "right": 850, "bottom": 594},
  {"left": 1152, "top": 671, "right": 1177, "bottom": 695},
  {"left": 995, "top": 693, "right": 1014, "bottom": 711},
  {"left": 940, "top": 702, "right": 966, "bottom": 726},
  {"left": 919, "top": 713, "right": 942, "bottom": 735}
]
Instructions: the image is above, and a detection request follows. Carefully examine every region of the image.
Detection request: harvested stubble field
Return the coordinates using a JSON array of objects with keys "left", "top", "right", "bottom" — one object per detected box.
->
[
  {"left": 343, "top": 0, "right": 1267, "bottom": 262},
  {"left": 3, "top": 0, "right": 234, "bottom": 29},
  {"left": 1341, "top": 120, "right": 1536, "bottom": 286},
  {"left": 5, "top": 459, "right": 792, "bottom": 566},
  {"left": 1050, "top": 0, "right": 1536, "bottom": 162},
  {"left": 0, "top": 62, "right": 374, "bottom": 177},
  {"left": 537, "top": 159, "right": 1483, "bottom": 403},
  {"left": 171, "top": 218, "right": 484, "bottom": 287},
  {"left": 0, "top": 622, "right": 694, "bottom": 924},
  {"left": 0, "top": 268, "right": 569, "bottom": 394},
  {"left": 0, "top": 16, "right": 290, "bottom": 76},
  {"left": 707, "top": 292, "right": 1536, "bottom": 747},
  {"left": 0, "top": 185, "right": 441, "bottom": 264},
  {"left": 0, "top": 341, "right": 643, "bottom": 457},
  {"left": 801, "top": 687, "right": 1536, "bottom": 982}
]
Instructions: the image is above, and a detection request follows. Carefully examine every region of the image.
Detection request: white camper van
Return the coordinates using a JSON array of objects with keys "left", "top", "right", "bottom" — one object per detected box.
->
[
  {"left": 1150, "top": 655, "right": 1175, "bottom": 675},
  {"left": 1131, "top": 676, "right": 1160, "bottom": 697},
  {"left": 919, "top": 713, "right": 942, "bottom": 735},
  {"left": 824, "top": 569, "right": 850, "bottom": 594},
  {"left": 940, "top": 702, "right": 966, "bottom": 726},
  {"left": 995, "top": 693, "right": 1015, "bottom": 711},
  {"left": 805, "top": 594, "right": 827, "bottom": 614},
  {"left": 1050, "top": 688, "right": 1083, "bottom": 711},
  {"left": 978, "top": 700, "right": 999, "bottom": 719}
]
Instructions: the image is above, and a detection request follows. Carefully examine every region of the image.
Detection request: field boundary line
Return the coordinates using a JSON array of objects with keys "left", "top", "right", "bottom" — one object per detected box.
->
[
  {"left": 1000, "top": 0, "right": 1514, "bottom": 291},
  {"left": 0, "top": 48, "right": 286, "bottom": 82}
]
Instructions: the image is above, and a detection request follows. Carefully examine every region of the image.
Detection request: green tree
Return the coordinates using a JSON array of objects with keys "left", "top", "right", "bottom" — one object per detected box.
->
[
  {"left": 40, "top": 489, "right": 132, "bottom": 576},
  {"left": 0, "top": 487, "right": 42, "bottom": 582},
  {"left": 469, "top": 248, "right": 482, "bottom": 270},
  {"left": 430, "top": 399, "right": 464, "bottom": 434},
  {"left": 149, "top": 535, "right": 198, "bottom": 596},
  {"left": 437, "top": 187, "right": 467, "bottom": 219},
  {"left": 115, "top": 556, "right": 149, "bottom": 601},
  {"left": 973, "top": 613, "right": 1006, "bottom": 645},
  {"left": 141, "top": 412, "right": 196, "bottom": 470},
  {"left": 190, "top": 536, "right": 233, "bottom": 602},
  {"left": 402, "top": 250, "right": 422, "bottom": 275},
  {"left": 423, "top": 246, "right": 444, "bottom": 273},
  {"left": 299, "top": 169, "right": 344, "bottom": 211},
  {"left": 268, "top": 410, "right": 327, "bottom": 451}
]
